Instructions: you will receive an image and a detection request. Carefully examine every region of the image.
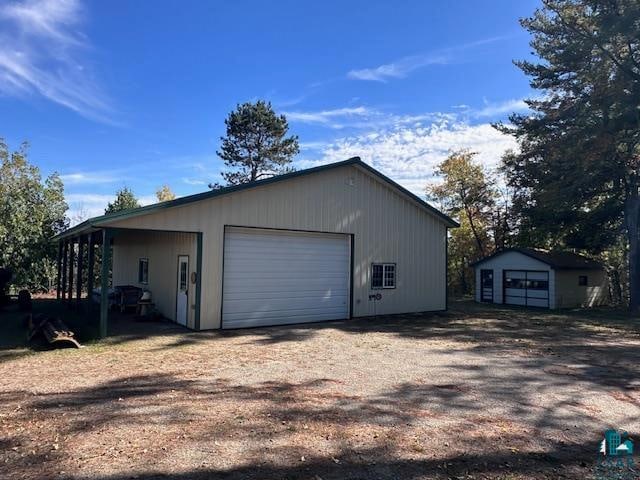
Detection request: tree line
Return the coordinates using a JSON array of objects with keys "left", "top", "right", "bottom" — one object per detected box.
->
[
  {"left": 430, "top": 0, "right": 638, "bottom": 310},
  {"left": 1, "top": 0, "right": 638, "bottom": 311}
]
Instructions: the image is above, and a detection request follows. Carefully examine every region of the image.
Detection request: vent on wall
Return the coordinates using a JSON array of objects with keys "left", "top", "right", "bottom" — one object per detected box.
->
[{"left": 346, "top": 176, "right": 355, "bottom": 186}]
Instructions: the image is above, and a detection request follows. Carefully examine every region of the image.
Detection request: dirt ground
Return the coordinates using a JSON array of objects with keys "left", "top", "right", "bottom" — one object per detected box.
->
[{"left": 1, "top": 301, "right": 639, "bottom": 479}]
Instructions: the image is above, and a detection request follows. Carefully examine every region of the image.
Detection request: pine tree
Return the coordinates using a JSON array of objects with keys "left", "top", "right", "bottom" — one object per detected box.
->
[
  {"left": 498, "top": 0, "right": 640, "bottom": 311},
  {"left": 105, "top": 187, "right": 140, "bottom": 214},
  {"left": 216, "top": 101, "right": 299, "bottom": 186}
]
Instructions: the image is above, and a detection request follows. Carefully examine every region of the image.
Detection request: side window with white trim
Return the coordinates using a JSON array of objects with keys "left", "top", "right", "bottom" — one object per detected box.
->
[{"left": 371, "top": 263, "right": 396, "bottom": 289}]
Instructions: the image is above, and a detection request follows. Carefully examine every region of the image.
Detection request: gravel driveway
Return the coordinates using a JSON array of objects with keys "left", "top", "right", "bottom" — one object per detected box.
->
[{"left": 1, "top": 301, "right": 639, "bottom": 479}]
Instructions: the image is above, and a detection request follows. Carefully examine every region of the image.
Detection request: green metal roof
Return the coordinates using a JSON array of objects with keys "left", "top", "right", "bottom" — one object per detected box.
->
[{"left": 54, "top": 157, "right": 458, "bottom": 240}]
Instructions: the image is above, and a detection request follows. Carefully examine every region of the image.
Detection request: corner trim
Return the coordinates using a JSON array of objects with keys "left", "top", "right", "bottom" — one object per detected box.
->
[
  {"left": 445, "top": 230, "right": 449, "bottom": 311},
  {"left": 195, "top": 232, "right": 203, "bottom": 331}
]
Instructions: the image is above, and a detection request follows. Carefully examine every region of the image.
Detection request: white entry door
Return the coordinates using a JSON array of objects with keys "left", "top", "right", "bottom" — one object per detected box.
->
[
  {"left": 222, "top": 227, "right": 350, "bottom": 329},
  {"left": 176, "top": 255, "right": 189, "bottom": 325}
]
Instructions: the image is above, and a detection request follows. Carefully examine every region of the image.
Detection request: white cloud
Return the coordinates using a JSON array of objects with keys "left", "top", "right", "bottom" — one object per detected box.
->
[
  {"left": 181, "top": 177, "right": 208, "bottom": 186},
  {"left": 347, "top": 54, "right": 448, "bottom": 82},
  {"left": 286, "top": 96, "right": 529, "bottom": 132},
  {"left": 299, "top": 141, "right": 329, "bottom": 152},
  {"left": 60, "top": 171, "right": 122, "bottom": 185},
  {"left": 470, "top": 98, "right": 530, "bottom": 118},
  {"left": 179, "top": 159, "right": 223, "bottom": 187},
  {"left": 137, "top": 195, "right": 156, "bottom": 206},
  {"left": 0, "top": 0, "right": 116, "bottom": 123},
  {"left": 298, "top": 120, "right": 517, "bottom": 195},
  {"left": 65, "top": 193, "right": 114, "bottom": 223},
  {"left": 66, "top": 192, "right": 157, "bottom": 225},
  {"left": 284, "top": 106, "right": 372, "bottom": 125},
  {"left": 285, "top": 105, "right": 452, "bottom": 130},
  {"left": 347, "top": 36, "right": 510, "bottom": 82}
]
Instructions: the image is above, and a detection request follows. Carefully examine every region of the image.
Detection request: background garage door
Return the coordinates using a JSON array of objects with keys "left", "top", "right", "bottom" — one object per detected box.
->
[
  {"left": 222, "top": 227, "right": 351, "bottom": 329},
  {"left": 504, "top": 270, "right": 549, "bottom": 308}
]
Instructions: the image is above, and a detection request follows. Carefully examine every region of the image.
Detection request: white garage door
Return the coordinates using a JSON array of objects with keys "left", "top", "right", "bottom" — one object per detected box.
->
[
  {"left": 504, "top": 270, "right": 549, "bottom": 308},
  {"left": 222, "top": 227, "right": 351, "bottom": 329}
]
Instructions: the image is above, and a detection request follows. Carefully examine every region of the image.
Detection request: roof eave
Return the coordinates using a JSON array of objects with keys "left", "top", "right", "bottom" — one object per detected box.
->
[{"left": 471, "top": 248, "right": 604, "bottom": 270}]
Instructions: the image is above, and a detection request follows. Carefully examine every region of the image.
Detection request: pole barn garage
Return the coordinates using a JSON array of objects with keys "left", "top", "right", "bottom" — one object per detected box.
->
[{"left": 54, "top": 157, "right": 458, "bottom": 335}]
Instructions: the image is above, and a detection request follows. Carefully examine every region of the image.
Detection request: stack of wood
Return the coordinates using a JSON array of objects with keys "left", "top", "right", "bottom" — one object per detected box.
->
[{"left": 28, "top": 314, "right": 82, "bottom": 349}]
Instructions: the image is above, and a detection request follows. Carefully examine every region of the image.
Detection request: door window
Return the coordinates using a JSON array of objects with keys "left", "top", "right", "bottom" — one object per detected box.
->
[{"left": 179, "top": 261, "right": 188, "bottom": 291}]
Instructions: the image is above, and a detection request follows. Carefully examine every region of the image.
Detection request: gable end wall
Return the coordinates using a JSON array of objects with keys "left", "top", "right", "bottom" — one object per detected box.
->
[{"left": 105, "top": 165, "right": 450, "bottom": 329}]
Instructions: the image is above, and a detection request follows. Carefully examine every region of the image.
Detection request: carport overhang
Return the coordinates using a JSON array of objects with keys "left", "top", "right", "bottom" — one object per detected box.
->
[{"left": 52, "top": 223, "right": 203, "bottom": 338}]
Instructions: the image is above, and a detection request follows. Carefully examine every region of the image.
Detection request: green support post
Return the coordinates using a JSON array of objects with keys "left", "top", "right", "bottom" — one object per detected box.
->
[
  {"left": 76, "top": 236, "right": 84, "bottom": 308},
  {"left": 61, "top": 240, "right": 68, "bottom": 301},
  {"left": 67, "top": 239, "right": 74, "bottom": 308},
  {"left": 86, "top": 233, "right": 95, "bottom": 313},
  {"left": 56, "top": 241, "right": 63, "bottom": 300},
  {"left": 99, "top": 229, "right": 112, "bottom": 338}
]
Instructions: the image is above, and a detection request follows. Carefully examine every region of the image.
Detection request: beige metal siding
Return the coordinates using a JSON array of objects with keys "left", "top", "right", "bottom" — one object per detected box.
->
[
  {"left": 112, "top": 230, "right": 197, "bottom": 327},
  {"left": 554, "top": 269, "right": 609, "bottom": 308},
  {"left": 105, "top": 165, "right": 448, "bottom": 329}
]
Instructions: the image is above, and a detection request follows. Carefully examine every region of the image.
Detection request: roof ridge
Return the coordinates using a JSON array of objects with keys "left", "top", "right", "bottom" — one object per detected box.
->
[{"left": 54, "top": 157, "right": 458, "bottom": 240}]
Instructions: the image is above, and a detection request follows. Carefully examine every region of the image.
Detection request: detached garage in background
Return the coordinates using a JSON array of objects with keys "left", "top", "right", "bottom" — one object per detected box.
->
[
  {"left": 54, "top": 157, "right": 458, "bottom": 334},
  {"left": 473, "top": 248, "right": 609, "bottom": 309}
]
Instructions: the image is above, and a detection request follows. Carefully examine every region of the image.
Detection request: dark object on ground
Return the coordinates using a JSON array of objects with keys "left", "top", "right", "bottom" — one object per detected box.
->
[
  {"left": 18, "top": 289, "right": 32, "bottom": 312},
  {"left": 0, "top": 267, "right": 12, "bottom": 308},
  {"left": 28, "top": 313, "right": 82, "bottom": 349}
]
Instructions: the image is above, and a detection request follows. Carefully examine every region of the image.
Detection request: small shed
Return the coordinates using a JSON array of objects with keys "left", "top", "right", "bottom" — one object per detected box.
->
[{"left": 472, "top": 248, "right": 608, "bottom": 309}]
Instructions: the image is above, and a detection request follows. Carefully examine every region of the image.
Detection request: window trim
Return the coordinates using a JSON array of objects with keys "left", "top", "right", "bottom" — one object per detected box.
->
[
  {"left": 371, "top": 263, "right": 396, "bottom": 290},
  {"left": 138, "top": 258, "right": 149, "bottom": 285}
]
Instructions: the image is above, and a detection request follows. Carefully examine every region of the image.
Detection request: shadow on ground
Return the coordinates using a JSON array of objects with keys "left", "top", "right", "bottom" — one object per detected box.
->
[
  {"left": 2, "top": 300, "right": 639, "bottom": 479},
  {"left": 3, "top": 368, "right": 638, "bottom": 479},
  {"left": 79, "top": 445, "right": 597, "bottom": 480}
]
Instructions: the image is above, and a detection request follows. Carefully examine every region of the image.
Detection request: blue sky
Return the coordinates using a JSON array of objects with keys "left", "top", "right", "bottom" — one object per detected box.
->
[{"left": 0, "top": 0, "right": 540, "bottom": 221}]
